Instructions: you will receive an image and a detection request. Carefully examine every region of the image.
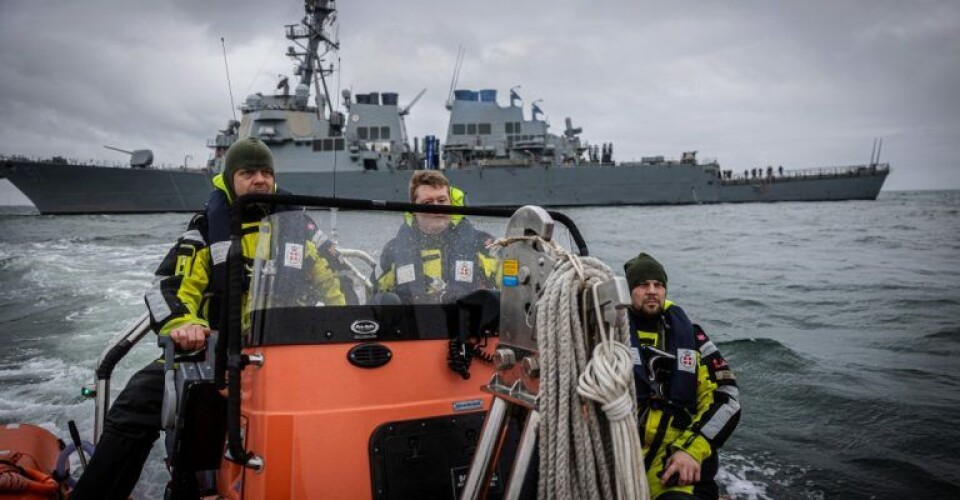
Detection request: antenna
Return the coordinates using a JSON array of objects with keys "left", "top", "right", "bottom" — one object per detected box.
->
[
  {"left": 221, "top": 37, "right": 238, "bottom": 122},
  {"left": 531, "top": 100, "right": 544, "bottom": 121},
  {"left": 509, "top": 85, "right": 522, "bottom": 108},
  {"left": 875, "top": 138, "right": 883, "bottom": 164},
  {"left": 870, "top": 138, "right": 878, "bottom": 165},
  {"left": 446, "top": 45, "right": 465, "bottom": 110},
  {"left": 400, "top": 88, "right": 427, "bottom": 116}
]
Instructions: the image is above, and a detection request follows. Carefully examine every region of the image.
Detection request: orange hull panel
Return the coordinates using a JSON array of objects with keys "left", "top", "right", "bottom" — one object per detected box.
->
[{"left": 218, "top": 339, "right": 497, "bottom": 499}]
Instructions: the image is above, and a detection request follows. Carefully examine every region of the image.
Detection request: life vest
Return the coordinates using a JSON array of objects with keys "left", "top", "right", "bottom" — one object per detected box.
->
[
  {"left": 203, "top": 175, "right": 302, "bottom": 325},
  {"left": 629, "top": 301, "right": 698, "bottom": 415},
  {"left": 390, "top": 218, "right": 491, "bottom": 304}
]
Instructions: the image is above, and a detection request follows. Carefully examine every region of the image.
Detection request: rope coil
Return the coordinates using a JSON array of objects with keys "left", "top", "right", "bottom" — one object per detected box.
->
[{"left": 495, "top": 234, "right": 649, "bottom": 500}]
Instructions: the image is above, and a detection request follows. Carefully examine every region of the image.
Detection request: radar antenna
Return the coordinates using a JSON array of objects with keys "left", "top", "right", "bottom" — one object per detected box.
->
[
  {"left": 445, "top": 45, "right": 465, "bottom": 110},
  {"left": 509, "top": 86, "right": 522, "bottom": 108},
  {"left": 532, "top": 100, "right": 544, "bottom": 122}
]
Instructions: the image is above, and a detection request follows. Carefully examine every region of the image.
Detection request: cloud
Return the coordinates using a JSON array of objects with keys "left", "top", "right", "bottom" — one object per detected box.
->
[{"left": 2, "top": 0, "right": 959, "bottom": 202}]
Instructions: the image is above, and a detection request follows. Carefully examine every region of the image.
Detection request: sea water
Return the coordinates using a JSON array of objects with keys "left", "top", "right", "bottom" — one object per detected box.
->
[{"left": 1, "top": 191, "right": 958, "bottom": 499}]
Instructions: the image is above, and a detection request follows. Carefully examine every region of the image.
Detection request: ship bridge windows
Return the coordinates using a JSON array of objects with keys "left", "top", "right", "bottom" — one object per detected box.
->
[
  {"left": 312, "top": 138, "right": 346, "bottom": 151},
  {"left": 356, "top": 126, "right": 391, "bottom": 141},
  {"left": 504, "top": 122, "right": 521, "bottom": 134},
  {"left": 451, "top": 123, "right": 492, "bottom": 136}
]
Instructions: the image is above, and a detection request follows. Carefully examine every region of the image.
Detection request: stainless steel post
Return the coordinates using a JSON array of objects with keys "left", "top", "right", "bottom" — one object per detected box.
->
[
  {"left": 93, "top": 313, "right": 152, "bottom": 443},
  {"left": 503, "top": 409, "right": 541, "bottom": 500},
  {"left": 460, "top": 397, "right": 511, "bottom": 500}
]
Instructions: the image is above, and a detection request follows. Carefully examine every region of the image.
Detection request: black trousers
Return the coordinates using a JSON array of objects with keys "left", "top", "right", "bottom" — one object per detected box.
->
[{"left": 71, "top": 362, "right": 165, "bottom": 500}]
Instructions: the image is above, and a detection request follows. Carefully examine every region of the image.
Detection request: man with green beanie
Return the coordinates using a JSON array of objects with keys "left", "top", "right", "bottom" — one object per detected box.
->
[
  {"left": 73, "top": 137, "right": 346, "bottom": 499},
  {"left": 624, "top": 253, "right": 740, "bottom": 500}
]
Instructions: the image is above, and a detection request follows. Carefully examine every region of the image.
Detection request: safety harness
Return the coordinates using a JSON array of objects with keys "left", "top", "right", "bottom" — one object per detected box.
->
[
  {"left": 629, "top": 302, "right": 698, "bottom": 469},
  {"left": 390, "top": 219, "right": 491, "bottom": 304}
]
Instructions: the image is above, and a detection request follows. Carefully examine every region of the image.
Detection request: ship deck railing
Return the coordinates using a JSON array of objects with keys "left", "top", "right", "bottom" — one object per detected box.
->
[
  {"left": 0, "top": 154, "right": 207, "bottom": 172},
  {"left": 720, "top": 163, "right": 889, "bottom": 186}
]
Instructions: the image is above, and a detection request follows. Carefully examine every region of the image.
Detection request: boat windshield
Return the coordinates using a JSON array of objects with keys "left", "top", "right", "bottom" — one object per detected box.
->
[{"left": 243, "top": 207, "right": 575, "bottom": 346}]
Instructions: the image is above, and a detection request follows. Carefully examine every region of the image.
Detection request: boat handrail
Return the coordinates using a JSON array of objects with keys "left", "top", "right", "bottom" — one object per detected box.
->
[{"left": 92, "top": 312, "right": 153, "bottom": 443}]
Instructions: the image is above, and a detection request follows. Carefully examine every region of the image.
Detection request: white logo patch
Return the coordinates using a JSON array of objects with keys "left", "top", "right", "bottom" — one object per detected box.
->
[
  {"left": 283, "top": 243, "right": 304, "bottom": 269},
  {"left": 677, "top": 348, "right": 697, "bottom": 374},
  {"left": 396, "top": 264, "right": 416, "bottom": 285},
  {"left": 454, "top": 260, "right": 474, "bottom": 283},
  {"left": 631, "top": 347, "right": 642, "bottom": 366},
  {"left": 210, "top": 241, "right": 231, "bottom": 265}
]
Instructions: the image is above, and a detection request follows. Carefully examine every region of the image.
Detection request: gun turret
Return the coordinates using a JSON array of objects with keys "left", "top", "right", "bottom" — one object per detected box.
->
[{"left": 103, "top": 146, "right": 154, "bottom": 168}]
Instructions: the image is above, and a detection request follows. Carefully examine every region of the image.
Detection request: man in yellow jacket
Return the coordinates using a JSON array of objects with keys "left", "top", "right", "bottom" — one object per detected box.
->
[
  {"left": 72, "top": 137, "right": 345, "bottom": 499},
  {"left": 377, "top": 170, "right": 498, "bottom": 304},
  {"left": 624, "top": 253, "right": 740, "bottom": 500}
]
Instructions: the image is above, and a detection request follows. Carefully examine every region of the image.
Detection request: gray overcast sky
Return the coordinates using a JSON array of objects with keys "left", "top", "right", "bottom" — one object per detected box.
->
[{"left": 2, "top": 0, "right": 958, "bottom": 204}]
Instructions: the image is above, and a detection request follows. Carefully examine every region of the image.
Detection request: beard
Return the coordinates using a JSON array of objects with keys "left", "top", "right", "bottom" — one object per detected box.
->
[
  {"left": 637, "top": 300, "right": 663, "bottom": 318},
  {"left": 416, "top": 214, "right": 450, "bottom": 235}
]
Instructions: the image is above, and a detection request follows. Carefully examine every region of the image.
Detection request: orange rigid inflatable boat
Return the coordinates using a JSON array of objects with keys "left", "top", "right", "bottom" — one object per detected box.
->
[
  {"left": 205, "top": 201, "right": 521, "bottom": 498},
  {"left": 87, "top": 197, "right": 571, "bottom": 498}
]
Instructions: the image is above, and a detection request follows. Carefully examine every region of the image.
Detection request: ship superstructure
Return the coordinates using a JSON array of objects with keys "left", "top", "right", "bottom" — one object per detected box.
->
[
  {"left": 207, "top": 0, "right": 420, "bottom": 173},
  {"left": 443, "top": 88, "right": 609, "bottom": 168}
]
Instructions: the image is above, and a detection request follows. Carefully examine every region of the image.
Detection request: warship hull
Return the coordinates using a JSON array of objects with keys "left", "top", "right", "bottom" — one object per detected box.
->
[
  {"left": 2, "top": 159, "right": 888, "bottom": 214},
  {"left": 2, "top": 161, "right": 214, "bottom": 214}
]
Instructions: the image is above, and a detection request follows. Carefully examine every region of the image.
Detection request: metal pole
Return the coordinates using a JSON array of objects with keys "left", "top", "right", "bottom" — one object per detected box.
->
[
  {"left": 93, "top": 313, "right": 152, "bottom": 443},
  {"left": 461, "top": 397, "right": 511, "bottom": 500},
  {"left": 503, "top": 409, "right": 541, "bottom": 500}
]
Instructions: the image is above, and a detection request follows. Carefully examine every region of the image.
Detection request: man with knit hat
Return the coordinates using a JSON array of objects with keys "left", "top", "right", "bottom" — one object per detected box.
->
[
  {"left": 624, "top": 253, "right": 740, "bottom": 500},
  {"left": 73, "top": 137, "right": 346, "bottom": 499}
]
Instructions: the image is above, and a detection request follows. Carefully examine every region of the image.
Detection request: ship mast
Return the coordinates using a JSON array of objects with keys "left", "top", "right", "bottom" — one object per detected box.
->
[{"left": 285, "top": 0, "right": 339, "bottom": 116}]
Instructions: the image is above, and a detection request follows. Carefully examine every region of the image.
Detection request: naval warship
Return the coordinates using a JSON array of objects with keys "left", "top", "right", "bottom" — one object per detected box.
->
[{"left": 0, "top": 0, "right": 889, "bottom": 215}]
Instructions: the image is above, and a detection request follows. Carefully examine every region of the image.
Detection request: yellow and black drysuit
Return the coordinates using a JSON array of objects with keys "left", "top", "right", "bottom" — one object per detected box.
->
[
  {"left": 630, "top": 301, "right": 740, "bottom": 500},
  {"left": 72, "top": 176, "right": 345, "bottom": 499},
  {"left": 146, "top": 174, "right": 345, "bottom": 333},
  {"left": 377, "top": 189, "right": 498, "bottom": 304}
]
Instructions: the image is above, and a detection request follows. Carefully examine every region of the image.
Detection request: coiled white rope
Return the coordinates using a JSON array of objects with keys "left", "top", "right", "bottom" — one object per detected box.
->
[
  {"left": 491, "top": 236, "right": 648, "bottom": 500},
  {"left": 578, "top": 282, "right": 649, "bottom": 500}
]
